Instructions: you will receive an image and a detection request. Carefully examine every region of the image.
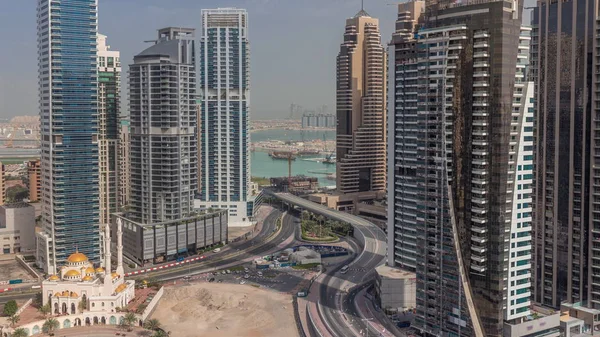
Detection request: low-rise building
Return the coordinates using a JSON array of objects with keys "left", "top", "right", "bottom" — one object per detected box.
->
[
  {"left": 289, "top": 247, "right": 321, "bottom": 265},
  {"left": 374, "top": 265, "right": 416, "bottom": 312},
  {"left": 0, "top": 202, "right": 36, "bottom": 254},
  {"left": 560, "top": 303, "right": 600, "bottom": 336},
  {"left": 114, "top": 210, "right": 228, "bottom": 266},
  {"left": 503, "top": 306, "right": 560, "bottom": 337}
]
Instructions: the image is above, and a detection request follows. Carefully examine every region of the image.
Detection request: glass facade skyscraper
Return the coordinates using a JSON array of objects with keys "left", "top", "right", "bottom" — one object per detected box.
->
[
  {"left": 388, "top": 1, "right": 533, "bottom": 336},
  {"left": 198, "top": 8, "right": 252, "bottom": 225},
  {"left": 97, "top": 34, "right": 121, "bottom": 226},
  {"left": 531, "top": 0, "right": 598, "bottom": 309},
  {"left": 36, "top": 0, "right": 101, "bottom": 274}
]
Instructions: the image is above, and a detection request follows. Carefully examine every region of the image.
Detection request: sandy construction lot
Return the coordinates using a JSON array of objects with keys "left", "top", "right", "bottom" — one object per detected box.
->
[{"left": 151, "top": 282, "right": 299, "bottom": 337}]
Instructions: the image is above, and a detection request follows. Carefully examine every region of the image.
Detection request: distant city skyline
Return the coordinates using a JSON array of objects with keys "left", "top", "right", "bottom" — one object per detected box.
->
[{"left": 0, "top": 0, "right": 536, "bottom": 120}]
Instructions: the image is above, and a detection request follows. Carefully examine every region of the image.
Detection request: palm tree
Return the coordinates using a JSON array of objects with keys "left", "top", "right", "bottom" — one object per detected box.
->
[
  {"left": 152, "top": 330, "right": 170, "bottom": 337},
  {"left": 143, "top": 318, "right": 161, "bottom": 331},
  {"left": 123, "top": 312, "right": 137, "bottom": 331},
  {"left": 8, "top": 314, "right": 20, "bottom": 327},
  {"left": 42, "top": 317, "right": 60, "bottom": 336},
  {"left": 11, "top": 328, "right": 28, "bottom": 337},
  {"left": 38, "top": 303, "right": 51, "bottom": 318}
]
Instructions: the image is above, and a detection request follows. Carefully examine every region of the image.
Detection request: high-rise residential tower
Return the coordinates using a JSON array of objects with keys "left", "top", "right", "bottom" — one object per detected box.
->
[
  {"left": 128, "top": 28, "right": 197, "bottom": 224},
  {"left": 97, "top": 34, "right": 121, "bottom": 225},
  {"left": 198, "top": 8, "right": 253, "bottom": 225},
  {"left": 118, "top": 119, "right": 130, "bottom": 209},
  {"left": 336, "top": 9, "right": 387, "bottom": 195},
  {"left": 531, "top": 0, "right": 599, "bottom": 309},
  {"left": 36, "top": 0, "right": 100, "bottom": 274},
  {"left": 387, "top": 1, "right": 542, "bottom": 336}
]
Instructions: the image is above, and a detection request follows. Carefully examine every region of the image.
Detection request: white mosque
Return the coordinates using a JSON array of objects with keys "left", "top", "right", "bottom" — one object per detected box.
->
[{"left": 42, "top": 219, "right": 135, "bottom": 317}]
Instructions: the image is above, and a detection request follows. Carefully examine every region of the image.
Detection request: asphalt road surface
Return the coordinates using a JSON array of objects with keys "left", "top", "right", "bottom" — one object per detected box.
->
[
  {"left": 129, "top": 208, "right": 297, "bottom": 281},
  {"left": 269, "top": 192, "right": 387, "bottom": 337}
]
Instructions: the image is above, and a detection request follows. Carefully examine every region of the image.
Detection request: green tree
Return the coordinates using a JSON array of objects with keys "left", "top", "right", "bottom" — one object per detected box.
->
[
  {"left": 123, "top": 312, "right": 137, "bottom": 331},
  {"left": 143, "top": 318, "right": 161, "bottom": 331},
  {"left": 8, "top": 314, "right": 20, "bottom": 327},
  {"left": 33, "top": 292, "right": 43, "bottom": 307},
  {"left": 3, "top": 300, "right": 18, "bottom": 317},
  {"left": 152, "top": 330, "right": 171, "bottom": 337},
  {"left": 10, "top": 328, "right": 28, "bottom": 337},
  {"left": 38, "top": 303, "right": 51, "bottom": 318},
  {"left": 42, "top": 317, "right": 59, "bottom": 335},
  {"left": 6, "top": 185, "right": 29, "bottom": 203}
]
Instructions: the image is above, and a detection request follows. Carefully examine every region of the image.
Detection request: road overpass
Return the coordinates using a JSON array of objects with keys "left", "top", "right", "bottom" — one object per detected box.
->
[{"left": 269, "top": 192, "right": 387, "bottom": 337}]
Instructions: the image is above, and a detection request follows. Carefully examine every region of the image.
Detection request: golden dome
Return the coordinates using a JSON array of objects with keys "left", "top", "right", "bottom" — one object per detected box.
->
[
  {"left": 82, "top": 275, "right": 93, "bottom": 282},
  {"left": 48, "top": 275, "right": 59, "bottom": 281},
  {"left": 85, "top": 267, "right": 95, "bottom": 274},
  {"left": 67, "top": 252, "right": 88, "bottom": 263},
  {"left": 64, "top": 270, "right": 81, "bottom": 278},
  {"left": 62, "top": 290, "right": 69, "bottom": 296},
  {"left": 95, "top": 267, "right": 105, "bottom": 273},
  {"left": 115, "top": 284, "right": 127, "bottom": 293},
  {"left": 111, "top": 272, "right": 119, "bottom": 279},
  {"left": 70, "top": 292, "right": 78, "bottom": 298},
  {"left": 54, "top": 293, "right": 60, "bottom": 297}
]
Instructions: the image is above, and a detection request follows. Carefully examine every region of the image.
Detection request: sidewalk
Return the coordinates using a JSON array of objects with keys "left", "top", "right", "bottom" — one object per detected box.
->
[{"left": 355, "top": 287, "right": 402, "bottom": 337}]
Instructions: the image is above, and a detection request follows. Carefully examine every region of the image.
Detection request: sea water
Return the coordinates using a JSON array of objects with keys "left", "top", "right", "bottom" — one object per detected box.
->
[{"left": 251, "top": 129, "right": 336, "bottom": 187}]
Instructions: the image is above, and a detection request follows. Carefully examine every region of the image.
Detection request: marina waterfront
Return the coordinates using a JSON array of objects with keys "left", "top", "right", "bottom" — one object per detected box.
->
[
  {"left": 0, "top": 128, "right": 337, "bottom": 187},
  {"left": 251, "top": 129, "right": 336, "bottom": 187}
]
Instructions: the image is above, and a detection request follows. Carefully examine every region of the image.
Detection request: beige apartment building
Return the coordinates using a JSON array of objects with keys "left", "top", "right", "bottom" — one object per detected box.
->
[
  {"left": 27, "top": 159, "right": 41, "bottom": 202},
  {"left": 0, "top": 162, "right": 5, "bottom": 206},
  {"left": 336, "top": 9, "right": 387, "bottom": 195}
]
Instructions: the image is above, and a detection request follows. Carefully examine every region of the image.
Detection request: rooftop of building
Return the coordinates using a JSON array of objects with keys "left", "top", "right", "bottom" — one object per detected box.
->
[
  {"left": 562, "top": 302, "right": 600, "bottom": 315},
  {"left": 376, "top": 265, "right": 416, "bottom": 280},
  {"left": 1, "top": 202, "right": 34, "bottom": 209}
]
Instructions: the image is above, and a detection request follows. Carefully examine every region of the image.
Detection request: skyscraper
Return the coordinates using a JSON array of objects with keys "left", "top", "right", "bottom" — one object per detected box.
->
[
  {"left": 36, "top": 0, "right": 100, "bottom": 274},
  {"left": 97, "top": 34, "right": 121, "bottom": 225},
  {"left": 388, "top": 1, "right": 533, "bottom": 336},
  {"left": 128, "top": 27, "right": 197, "bottom": 224},
  {"left": 118, "top": 119, "right": 130, "bottom": 209},
  {"left": 531, "top": 0, "right": 598, "bottom": 309},
  {"left": 336, "top": 9, "right": 387, "bottom": 195},
  {"left": 198, "top": 8, "right": 252, "bottom": 225}
]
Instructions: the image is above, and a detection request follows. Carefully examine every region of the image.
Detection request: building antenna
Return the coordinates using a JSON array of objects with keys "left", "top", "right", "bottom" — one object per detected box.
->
[{"left": 361, "top": 0, "right": 364, "bottom": 10}]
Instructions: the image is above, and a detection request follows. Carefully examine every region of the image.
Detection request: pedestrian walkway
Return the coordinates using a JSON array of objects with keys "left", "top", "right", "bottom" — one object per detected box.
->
[{"left": 30, "top": 326, "right": 148, "bottom": 337}]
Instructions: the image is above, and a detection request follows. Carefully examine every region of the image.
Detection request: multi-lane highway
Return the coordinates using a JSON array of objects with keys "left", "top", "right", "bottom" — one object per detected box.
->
[
  {"left": 129, "top": 208, "right": 297, "bottom": 281},
  {"left": 269, "top": 192, "right": 387, "bottom": 337}
]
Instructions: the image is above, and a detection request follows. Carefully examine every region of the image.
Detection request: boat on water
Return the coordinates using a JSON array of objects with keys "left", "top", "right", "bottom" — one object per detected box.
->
[
  {"left": 323, "top": 155, "right": 336, "bottom": 164},
  {"left": 297, "top": 149, "right": 320, "bottom": 156},
  {"left": 269, "top": 151, "right": 297, "bottom": 160}
]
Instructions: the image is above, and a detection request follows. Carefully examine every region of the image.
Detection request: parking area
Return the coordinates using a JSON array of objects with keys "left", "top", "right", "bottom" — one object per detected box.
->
[{"left": 184, "top": 265, "right": 317, "bottom": 294}]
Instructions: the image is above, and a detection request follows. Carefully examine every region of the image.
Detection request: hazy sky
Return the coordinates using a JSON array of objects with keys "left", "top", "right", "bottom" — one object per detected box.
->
[{"left": 0, "top": 0, "right": 534, "bottom": 120}]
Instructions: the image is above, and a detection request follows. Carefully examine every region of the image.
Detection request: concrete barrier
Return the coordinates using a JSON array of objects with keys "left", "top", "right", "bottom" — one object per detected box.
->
[
  {"left": 15, "top": 298, "right": 33, "bottom": 316},
  {"left": 141, "top": 286, "right": 165, "bottom": 321},
  {"left": 15, "top": 255, "right": 42, "bottom": 280}
]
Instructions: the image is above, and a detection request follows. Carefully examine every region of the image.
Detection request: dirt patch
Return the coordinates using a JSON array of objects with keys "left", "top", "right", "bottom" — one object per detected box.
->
[{"left": 151, "top": 282, "right": 299, "bottom": 337}]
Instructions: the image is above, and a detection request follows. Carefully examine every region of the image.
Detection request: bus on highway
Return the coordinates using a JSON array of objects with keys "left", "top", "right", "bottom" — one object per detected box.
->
[{"left": 340, "top": 265, "right": 349, "bottom": 274}]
